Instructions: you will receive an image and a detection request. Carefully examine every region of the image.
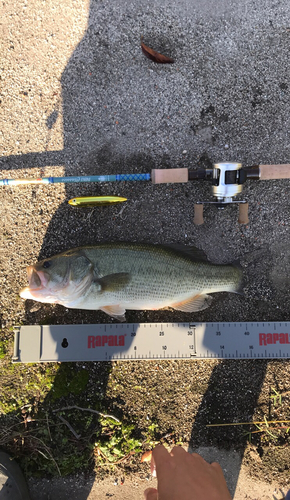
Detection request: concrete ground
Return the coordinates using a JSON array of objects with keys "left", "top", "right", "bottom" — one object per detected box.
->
[{"left": 28, "top": 447, "right": 287, "bottom": 500}]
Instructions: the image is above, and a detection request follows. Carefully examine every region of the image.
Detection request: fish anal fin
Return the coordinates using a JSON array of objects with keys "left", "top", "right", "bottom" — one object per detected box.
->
[
  {"left": 171, "top": 294, "right": 213, "bottom": 312},
  {"left": 96, "top": 273, "right": 131, "bottom": 292},
  {"left": 100, "top": 305, "right": 126, "bottom": 321}
]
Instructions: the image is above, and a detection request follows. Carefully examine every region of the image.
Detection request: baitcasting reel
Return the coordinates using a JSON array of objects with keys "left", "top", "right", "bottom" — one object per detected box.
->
[
  {"left": 152, "top": 161, "right": 289, "bottom": 225},
  {"left": 193, "top": 162, "right": 251, "bottom": 225}
]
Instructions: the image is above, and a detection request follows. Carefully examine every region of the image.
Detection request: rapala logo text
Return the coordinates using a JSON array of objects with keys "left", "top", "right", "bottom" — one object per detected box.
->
[
  {"left": 259, "top": 333, "right": 290, "bottom": 346},
  {"left": 88, "top": 335, "right": 125, "bottom": 348}
]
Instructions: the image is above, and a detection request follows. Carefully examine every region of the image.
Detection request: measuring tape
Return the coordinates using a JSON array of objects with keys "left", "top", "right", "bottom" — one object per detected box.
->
[{"left": 12, "top": 322, "right": 290, "bottom": 363}]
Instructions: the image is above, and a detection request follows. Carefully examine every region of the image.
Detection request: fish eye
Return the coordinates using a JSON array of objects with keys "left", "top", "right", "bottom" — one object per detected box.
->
[{"left": 42, "top": 261, "right": 51, "bottom": 269}]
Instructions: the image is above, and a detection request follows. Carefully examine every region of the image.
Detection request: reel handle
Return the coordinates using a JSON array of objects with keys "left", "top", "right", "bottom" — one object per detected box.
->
[
  {"left": 238, "top": 202, "right": 249, "bottom": 224},
  {"left": 193, "top": 204, "right": 204, "bottom": 225}
]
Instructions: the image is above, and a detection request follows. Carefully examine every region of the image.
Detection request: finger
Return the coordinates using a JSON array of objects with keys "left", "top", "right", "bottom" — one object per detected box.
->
[
  {"left": 170, "top": 446, "right": 187, "bottom": 457},
  {"left": 144, "top": 487, "right": 158, "bottom": 500},
  {"left": 152, "top": 444, "right": 170, "bottom": 469},
  {"left": 190, "top": 452, "right": 208, "bottom": 464},
  {"left": 210, "top": 461, "right": 225, "bottom": 475},
  {"left": 210, "top": 463, "right": 232, "bottom": 499},
  {"left": 210, "top": 461, "right": 230, "bottom": 484},
  {"left": 152, "top": 444, "right": 171, "bottom": 477}
]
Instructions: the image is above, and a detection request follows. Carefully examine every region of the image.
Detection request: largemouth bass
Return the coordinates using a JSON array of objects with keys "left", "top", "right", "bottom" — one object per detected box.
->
[{"left": 20, "top": 242, "right": 242, "bottom": 320}]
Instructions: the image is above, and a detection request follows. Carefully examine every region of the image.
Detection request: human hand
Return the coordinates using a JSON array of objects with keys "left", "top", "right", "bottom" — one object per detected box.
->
[{"left": 144, "top": 445, "right": 232, "bottom": 500}]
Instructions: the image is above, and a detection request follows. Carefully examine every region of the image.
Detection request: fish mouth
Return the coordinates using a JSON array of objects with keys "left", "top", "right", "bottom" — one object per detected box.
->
[
  {"left": 27, "top": 266, "right": 49, "bottom": 289},
  {"left": 19, "top": 266, "right": 49, "bottom": 300}
]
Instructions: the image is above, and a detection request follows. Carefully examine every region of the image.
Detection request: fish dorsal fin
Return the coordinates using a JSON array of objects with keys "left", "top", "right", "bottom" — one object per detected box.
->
[
  {"left": 100, "top": 305, "right": 126, "bottom": 321},
  {"left": 96, "top": 273, "right": 131, "bottom": 292},
  {"left": 171, "top": 293, "right": 213, "bottom": 312},
  {"left": 164, "top": 244, "right": 209, "bottom": 262}
]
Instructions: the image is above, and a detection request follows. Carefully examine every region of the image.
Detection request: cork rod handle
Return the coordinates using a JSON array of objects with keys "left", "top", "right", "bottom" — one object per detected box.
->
[
  {"left": 151, "top": 168, "right": 189, "bottom": 184},
  {"left": 259, "top": 164, "right": 290, "bottom": 180}
]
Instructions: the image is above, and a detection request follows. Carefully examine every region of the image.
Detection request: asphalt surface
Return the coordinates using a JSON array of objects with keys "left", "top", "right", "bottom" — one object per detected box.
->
[
  {"left": 1, "top": 0, "right": 290, "bottom": 498},
  {"left": 1, "top": 0, "right": 290, "bottom": 323}
]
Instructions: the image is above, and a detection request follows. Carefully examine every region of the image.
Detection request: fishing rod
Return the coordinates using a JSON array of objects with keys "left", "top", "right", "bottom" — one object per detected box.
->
[
  {"left": 1, "top": 162, "right": 290, "bottom": 224},
  {"left": 0, "top": 172, "right": 151, "bottom": 186}
]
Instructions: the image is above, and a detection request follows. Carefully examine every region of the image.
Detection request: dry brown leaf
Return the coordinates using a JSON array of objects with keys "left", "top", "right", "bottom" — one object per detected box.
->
[
  {"left": 141, "top": 450, "right": 152, "bottom": 463},
  {"left": 141, "top": 41, "right": 174, "bottom": 64}
]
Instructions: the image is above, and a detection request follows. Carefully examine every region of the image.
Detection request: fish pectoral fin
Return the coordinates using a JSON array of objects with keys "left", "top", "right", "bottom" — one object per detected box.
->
[
  {"left": 171, "top": 293, "right": 213, "bottom": 312},
  {"left": 96, "top": 273, "right": 131, "bottom": 292},
  {"left": 100, "top": 305, "right": 126, "bottom": 322}
]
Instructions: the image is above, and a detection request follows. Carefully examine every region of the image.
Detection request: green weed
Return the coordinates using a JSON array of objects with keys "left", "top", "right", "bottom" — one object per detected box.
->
[
  {"left": 48, "top": 366, "right": 89, "bottom": 401},
  {"left": 95, "top": 417, "right": 142, "bottom": 465},
  {"left": 271, "top": 387, "right": 282, "bottom": 407},
  {"left": 0, "top": 340, "right": 8, "bottom": 359}
]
